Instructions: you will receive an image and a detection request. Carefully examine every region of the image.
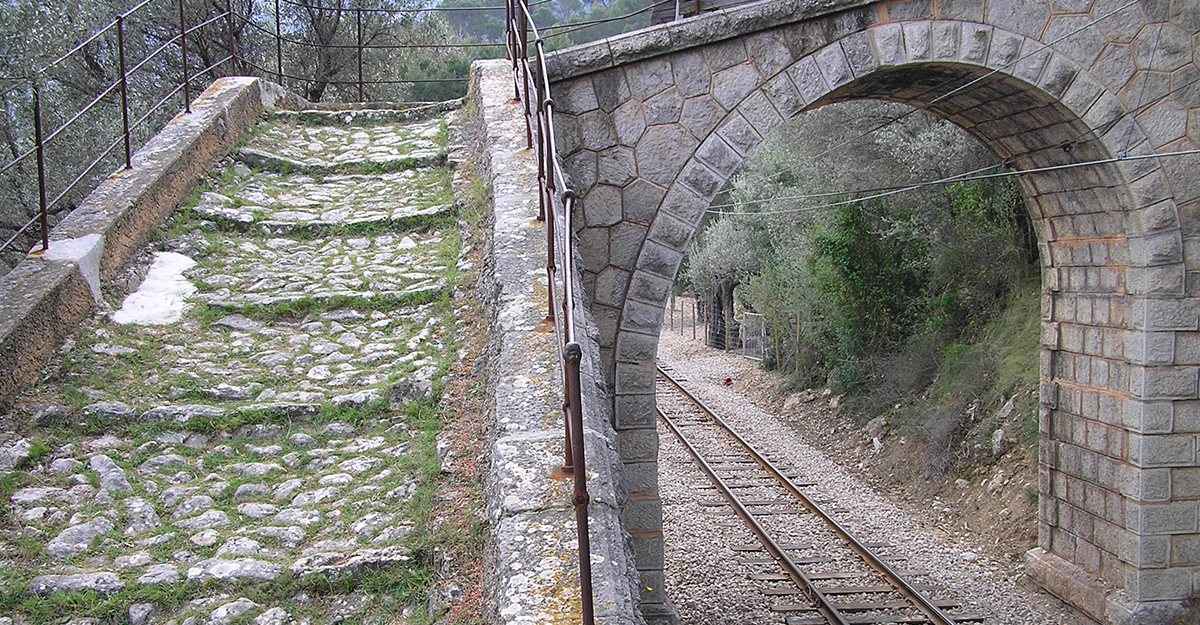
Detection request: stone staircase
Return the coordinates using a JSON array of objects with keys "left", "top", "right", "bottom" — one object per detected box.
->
[{"left": 0, "top": 103, "right": 473, "bottom": 624}]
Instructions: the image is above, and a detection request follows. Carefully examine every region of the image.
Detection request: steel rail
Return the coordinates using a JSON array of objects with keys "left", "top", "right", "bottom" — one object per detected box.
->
[
  {"left": 657, "top": 366, "right": 959, "bottom": 625},
  {"left": 506, "top": 0, "right": 594, "bottom": 621},
  {"left": 658, "top": 405, "right": 852, "bottom": 625}
]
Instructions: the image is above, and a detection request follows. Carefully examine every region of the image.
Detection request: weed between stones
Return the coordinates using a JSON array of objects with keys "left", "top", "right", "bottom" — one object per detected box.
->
[{"left": 0, "top": 106, "right": 482, "bottom": 624}]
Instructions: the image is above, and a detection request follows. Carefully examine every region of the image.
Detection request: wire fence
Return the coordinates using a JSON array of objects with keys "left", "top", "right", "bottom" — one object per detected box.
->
[
  {"left": 0, "top": 0, "right": 534, "bottom": 269},
  {"left": 666, "top": 295, "right": 770, "bottom": 362},
  {"left": 0, "top": 0, "right": 236, "bottom": 266},
  {"left": 741, "top": 312, "right": 764, "bottom": 361}
]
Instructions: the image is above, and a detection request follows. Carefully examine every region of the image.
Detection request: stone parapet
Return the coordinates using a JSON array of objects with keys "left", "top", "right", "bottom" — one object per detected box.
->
[
  {"left": 468, "top": 58, "right": 646, "bottom": 625},
  {"left": 545, "top": 0, "right": 877, "bottom": 83},
  {"left": 544, "top": 0, "right": 1200, "bottom": 621},
  {"left": 0, "top": 77, "right": 289, "bottom": 409}
]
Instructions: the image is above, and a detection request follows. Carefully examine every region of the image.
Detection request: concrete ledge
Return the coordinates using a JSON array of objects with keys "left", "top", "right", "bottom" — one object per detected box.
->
[
  {"left": 546, "top": 0, "right": 874, "bottom": 82},
  {"left": 1026, "top": 547, "right": 1185, "bottom": 625},
  {"left": 469, "top": 58, "right": 645, "bottom": 625},
  {"left": 0, "top": 77, "right": 283, "bottom": 407}
]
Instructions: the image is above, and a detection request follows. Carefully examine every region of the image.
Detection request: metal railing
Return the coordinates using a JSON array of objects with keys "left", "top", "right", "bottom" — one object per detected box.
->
[
  {"left": 0, "top": 0, "right": 504, "bottom": 264},
  {"left": 0, "top": 0, "right": 663, "bottom": 265},
  {"left": 505, "top": 0, "right": 596, "bottom": 622},
  {"left": 0, "top": 0, "right": 236, "bottom": 260}
]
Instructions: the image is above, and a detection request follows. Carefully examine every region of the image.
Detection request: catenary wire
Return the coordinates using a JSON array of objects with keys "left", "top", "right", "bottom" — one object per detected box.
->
[
  {"left": 706, "top": 149, "right": 1200, "bottom": 215},
  {"left": 740, "top": 0, "right": 1141, "bottom": 189}
]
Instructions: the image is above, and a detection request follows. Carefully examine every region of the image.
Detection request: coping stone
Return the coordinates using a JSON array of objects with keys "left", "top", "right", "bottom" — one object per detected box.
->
[{"left": 468, "top": 58, "right": 646, "bottom": 624}]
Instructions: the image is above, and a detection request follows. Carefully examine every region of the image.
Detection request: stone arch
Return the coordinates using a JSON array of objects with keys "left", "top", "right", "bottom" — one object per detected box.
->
[{"left": 550, "top": 5, "right": 1199, "bottom": 622}]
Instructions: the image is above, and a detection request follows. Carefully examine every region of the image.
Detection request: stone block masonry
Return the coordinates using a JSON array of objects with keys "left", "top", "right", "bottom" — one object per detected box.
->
[
  {"left": 468, "top": 59, "right": 647, "bottom": 624},
  {"left": 543, "top": 0, "right": 1200, "bottom": 623}
]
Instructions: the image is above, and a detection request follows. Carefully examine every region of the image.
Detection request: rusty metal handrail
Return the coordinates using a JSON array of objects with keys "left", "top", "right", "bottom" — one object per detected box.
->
[
  {"left": 0, "top": 0, "right": 234, "bottom": 259},
  {"left": 0, "top": 0, "right": 501, "bottom": 261},
  {"left": 506, "top": 0, "right": 595, "bottom": 622}
]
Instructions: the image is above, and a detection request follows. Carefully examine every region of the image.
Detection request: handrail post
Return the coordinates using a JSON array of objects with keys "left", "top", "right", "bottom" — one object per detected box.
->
[
  {"left": 519, "top": 0, "right": 532, "bottom": 149},
  {"left": 564, "top": 342, "right": 595, "bottom": 625},
  {"left": 116, "top": 15, "right": 132, "bottom": 170},
  {"left": 32, "top": 79, "right": 48, "bottom": 253},
  {"left": 275, "top": 0, "right": 283, "bottom": 85},
  {"left": 356, "top": 9, "right": 364, "bottom": 101},
  {"left": 178, "top": 0, "right": 191, "bottom": 113},
  {"left": 508, "top": 0, "right": 519, "bottom": 99},
  {"left": 535, "top": 102, "right": 546, "bottom": 221},
  {"left": 225, "top": 0, "right": 236, "bottom": 75}
]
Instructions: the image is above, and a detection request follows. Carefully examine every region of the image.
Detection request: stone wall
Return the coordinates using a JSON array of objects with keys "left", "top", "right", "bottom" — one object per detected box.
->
[
  {"left": 544, "top": 0, "right": 1200, "bottom": 623},
  {"left": 0, "top": 77, "right": 294, "bottom": 410},
  {"left": 468, "top": 58, "right": 647, "bottom": 625}
]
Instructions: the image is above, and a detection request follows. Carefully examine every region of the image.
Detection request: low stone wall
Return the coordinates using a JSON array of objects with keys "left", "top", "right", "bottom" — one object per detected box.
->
[
  {"left": 0, "top": 77, "right": 302, "bottom": 408},
  {"left": 468, "top": 58, "right": 646, "bottom": 625}
]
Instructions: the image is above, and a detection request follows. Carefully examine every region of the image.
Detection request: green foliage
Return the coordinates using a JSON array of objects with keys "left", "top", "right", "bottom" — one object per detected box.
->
[
  {"left": 441, "top": 0, "right": 654, "bottom": 50},
  {"left": 879, "top": 283, "right": 1042, "bottom": 474},
  {"left": 685, "top": 101, "right": 1037, "bottom": 390},
  {"left": 684, "top": 101, "right": 1042, "bottom": 473},
  {"left": 805, "top": 201, "right": 926, "bottom": 386}
]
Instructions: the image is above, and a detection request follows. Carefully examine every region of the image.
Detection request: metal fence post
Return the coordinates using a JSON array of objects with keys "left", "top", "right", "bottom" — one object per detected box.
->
[
  {"left": 32, "top": 79, "right": 48, "bottom": 253},
  {"left": 225, "top": 0, "right": 236, "bottom": 75},
  {"left": 508, "top": 0, "right": 518, "bottom": 99},
  {"left": 519, "top": 0, "right": 532, "bottom": 149},
  {"left": 356, "top": 9, "right": 364, "bottom": 101},
  {"left": 564, "top": 342, "right": 595, "bottom": 625},
  {"left": 178, "top": 0, "right": 191, "bottom": 113},
  {"left": 275, "top": 0, "right": 283, "bottom": 85},
  {"left": 117, "top": 15, "right": 132, "bottom": 169}
]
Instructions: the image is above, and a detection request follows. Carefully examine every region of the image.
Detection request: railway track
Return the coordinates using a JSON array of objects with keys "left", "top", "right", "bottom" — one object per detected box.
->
[{"left": 657, "top": 364, "right": 984, "bottom": 625}]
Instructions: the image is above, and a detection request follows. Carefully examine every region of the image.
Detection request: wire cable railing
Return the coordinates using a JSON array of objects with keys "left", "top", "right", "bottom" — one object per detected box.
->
[
  {"left": 0, "top": 0, "right": 660, "bottom": 264},
  {"left": 0, "top": 0, "right": 236, "bottom": 261},
  {"left": 505, "top": 0, "right": 597, "bottom": 622},
  {"left": 1, "top": 0, "right": 531, "bottom": 263}
]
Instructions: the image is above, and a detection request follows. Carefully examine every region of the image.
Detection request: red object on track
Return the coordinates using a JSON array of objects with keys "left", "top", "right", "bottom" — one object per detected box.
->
[{"left": 723, "top": 376, "right": 733, "bottom": 386}]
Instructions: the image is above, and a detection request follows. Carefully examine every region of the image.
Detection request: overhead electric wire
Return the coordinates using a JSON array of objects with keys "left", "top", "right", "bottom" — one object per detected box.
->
[
  {"left": 706, "top": 149, "right": 1200, "bottom": 216},
  {"left": 539, "top": 0, "right": 673, "bottom": 34},
  {"left": 741, "top": 0, "right": 1142, "bottom": 189},
  {"left": 711, "top": 70, "right": 1200, "bottom": 220},
  {"left": 1120, "top": 20, "right": 1164, "bottom": 154},
  {"left": 727, "top": 71, "right": 1200, "bottom": 204},
  {"left": 275, "top": 0, "right": 550, "bottom": 14}
]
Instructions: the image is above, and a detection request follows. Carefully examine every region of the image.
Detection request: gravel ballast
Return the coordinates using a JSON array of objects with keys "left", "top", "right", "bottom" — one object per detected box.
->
[{"left": 657, "top": 331, "right": 1094, "bottom": 625}]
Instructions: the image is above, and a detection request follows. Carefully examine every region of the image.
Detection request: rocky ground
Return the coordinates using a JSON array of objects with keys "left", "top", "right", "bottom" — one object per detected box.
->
[
  {"left": 656, "top": 329, "right": 1097, "bottom": 625},
  {"left": 0, "top": 104, "right": 487, "bottom": 625}
]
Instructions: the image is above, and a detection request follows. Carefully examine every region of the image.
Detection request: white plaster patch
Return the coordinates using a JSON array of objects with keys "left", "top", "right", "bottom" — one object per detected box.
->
[
  {"left": 41, "top": 233, "right": 105, "bottom": 303},
  {"left": 112, "top": 252, "right": 197, "bottom": 325}
]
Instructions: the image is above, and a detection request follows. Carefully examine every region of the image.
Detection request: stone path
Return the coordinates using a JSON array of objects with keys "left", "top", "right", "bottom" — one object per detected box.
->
[{"left": 0, "top": 105, "right": 471, "bottom": 625}]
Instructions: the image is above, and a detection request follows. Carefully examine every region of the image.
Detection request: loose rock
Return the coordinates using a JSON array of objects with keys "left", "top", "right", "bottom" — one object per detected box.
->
[{"left": 47, "top": 518, "right": 115, "bottom": 557}]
